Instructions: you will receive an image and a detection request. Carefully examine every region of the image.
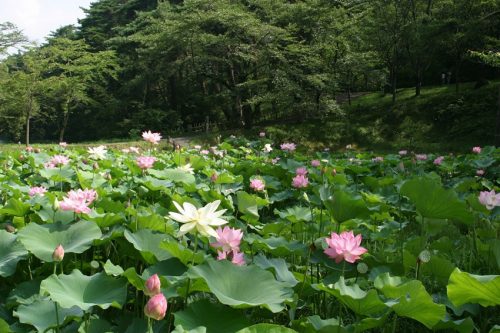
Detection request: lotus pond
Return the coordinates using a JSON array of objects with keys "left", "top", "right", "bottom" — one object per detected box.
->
[{"left": 0, "top": 136, "right": 499, "bottom": 333}]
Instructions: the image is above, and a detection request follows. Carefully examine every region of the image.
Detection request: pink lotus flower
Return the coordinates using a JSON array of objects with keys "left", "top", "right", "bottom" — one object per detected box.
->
[
  {"left": 48, "top": 155, "right": 69, "bottom": 168},
  {"left": 142, "top": 131, "right": 162, "bottom": 144},
  {"left": 271, "top": 157, "right": 280, "bottom": 164},
  {"left": 231, "top": 250, "right": 245, "bottom": 266},
  {"left": 399, "top": 150, "right": 408, "bottom": 156},
  {"left": 415, "top": 154, "right": 427, "bottom": 161},
  {"left": 136, "top": 156, "right": 156, "bottom": 169},
  {"left": 144, "top": 293, "right": 167, "bottom": 321},
  {"left": 59, "top": 189, "right": 97, "bottom": 214},
  {"left": 145, "top": 274, "right": 161, "bottom": 296},
  {"left": 59, "top": 142, "right": 67, "bottom": 148},
  {"left": 433, "top": 156, "right": 444, "bottom": 165},
  {"left": 250, "top": 178, "right": 265, "bottom": 192},
  {"left": 311, "top": 160, "right": 321, "bottom": 167},
  {"left": 295, "top": 167, "right": 308, "bottom": 176},
  {"left": 324, "top": 231, "right": 367, "bottom": 264},
  {"left": 52, "top": 244, "right": 64, "bottom": 262},
  {"left": 372, "top": 156, "right": 384, "bottom": 163},
  {"left": 211, "top": 226, "right": 243, "bottom": 253},
  {"left": 29, "top": 186, "right": 47, "bottom": 197},
  {"left": 292, "top": 174, "right": 309, "bottom": 188},
  {"left": 472, "top": 146, "right": 481, "bottom": 154},
  {"left": 200, "top": 150, "right": 209, "bottom": 155},
  {"left": 280, "top": 142, "right": 296, "bottom": 152},
  {"left": 25, "top": 146, "right": 34, "bottom": 153},
  {"left": 478, "top": 190, "right": 500, "bottom": 210},
  {"left": 259, "top": 132, "right": 266, "bottom": 137},
  {"left": 217, "top": 249, "right": 245, "bottom": 266},
  {"left": 476, "top": 169, "right": 485, "bottom": 176}
]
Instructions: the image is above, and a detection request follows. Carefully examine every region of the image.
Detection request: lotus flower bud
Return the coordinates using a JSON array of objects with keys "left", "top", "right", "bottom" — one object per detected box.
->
[
  {"left": 145, "top": 274, "right": 161, "bottom": 296},
  {"left": 144, "top": 293, "right": 167, "bottom": 321},
  {"left": 34, "top": 148, "right": 41, "bottom": 153},
  {"left": 53, "top": 198, "right": 60, "bottom": 210},
  {"left": 52, "top": 244, "right": 65, "bottom": 262},
  {"left": 93, "top": 162, "right": 99, "bottom": 170},
  {"left": 210, "top": 172, "right": 218, "bottom": 183}
]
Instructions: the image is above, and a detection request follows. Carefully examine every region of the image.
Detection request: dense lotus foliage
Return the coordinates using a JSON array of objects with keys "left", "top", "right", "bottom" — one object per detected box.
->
[{"left": 0, "top": 135, "right": 499, "bottom": 333}]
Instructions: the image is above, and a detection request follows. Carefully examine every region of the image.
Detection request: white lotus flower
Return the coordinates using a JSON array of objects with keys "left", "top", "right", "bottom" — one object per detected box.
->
[
  {"left": 263, "top": 144, "right": 272, "bottom": 153},
  {"left": 177, "top": 163, "right": 194, "bottom": 174},
  {"left": 87, "top": 145, "right": 108, "bottom": 160},
  {"left": 168, "top": 200, "right": 228, "bottom": 237}
]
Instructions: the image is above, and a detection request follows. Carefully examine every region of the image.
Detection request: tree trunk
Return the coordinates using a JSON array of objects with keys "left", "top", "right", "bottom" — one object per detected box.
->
[
  {"left": 392, "top": 73, "right": 397, "bottom": 104},
  {"left": 25, "top": 114, "right": 30, "bottom": 146},
  {"left": 59, "top": 100, "right": 70, "bottom": 142},
  {"left": 415, "top": 68, "right": 422, "bottom": 96},
  {"left": 496, "top": 84, "right": 500, "bottom": 147},
  {"left": 25, "top": 93, "right": 32, "bottom": 146}
]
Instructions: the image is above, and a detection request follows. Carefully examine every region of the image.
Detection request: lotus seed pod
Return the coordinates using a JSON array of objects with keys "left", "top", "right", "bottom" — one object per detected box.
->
[
  {"left": 418, "top": 250, "right": 431, "bottom": 263},
  {"left": 52, "top": 244, "right": 65, "bottom": 262},
  {"left": 357, "top": 262, "right": 369, "bottom": 274},
  {"left": 5, "top": 224, "right": 15, "bottom": 233}
]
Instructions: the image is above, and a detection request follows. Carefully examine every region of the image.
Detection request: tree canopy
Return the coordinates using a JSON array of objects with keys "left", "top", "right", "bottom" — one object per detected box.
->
[{"left": 0, "top": 0, "right": 498, "bottom": 143}]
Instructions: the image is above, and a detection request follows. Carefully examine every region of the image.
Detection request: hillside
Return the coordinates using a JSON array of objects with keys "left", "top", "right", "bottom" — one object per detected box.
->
[{"left": 259, "top": 81, "right": 499, "bottom": 153}]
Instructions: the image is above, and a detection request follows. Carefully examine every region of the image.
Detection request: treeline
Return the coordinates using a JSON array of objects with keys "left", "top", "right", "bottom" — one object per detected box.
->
[{"left": 0, "top": 0, "right": 499, "bottom": 143}]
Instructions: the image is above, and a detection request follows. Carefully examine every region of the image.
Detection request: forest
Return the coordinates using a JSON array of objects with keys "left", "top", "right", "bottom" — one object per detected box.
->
[{"left": 0, "top": 0, "right": 499, "bottom": 144}]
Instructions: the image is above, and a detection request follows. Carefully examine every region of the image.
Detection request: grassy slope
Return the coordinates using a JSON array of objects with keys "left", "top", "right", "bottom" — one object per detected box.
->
[{"left": 260, "top": 81, "right": 499, "bottom": 153}]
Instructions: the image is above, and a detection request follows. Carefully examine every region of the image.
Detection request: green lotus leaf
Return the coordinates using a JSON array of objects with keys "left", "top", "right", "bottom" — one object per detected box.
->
[
  {"left": 148, "top": 168, "right": 195, "bottom": 185},
  {"left": 174, "top": 299, "right": 250, "bottom": 333},
  {"left": 432, "top": 316, "right": 475, "bottom": 333},
  {"left": 254, "top": 254, "right": 298, "bottom": 287},
  {"left": 189, "top": 259, "right": 293, "bottom": 313},
  {"left": 374, "top": 273, "right": 446, "bottom": 328},
  {"left": 78, "top": 318, "right": 113, "bottom": 333},
  {"left": 294, "top": 315, "right": 388, "bottom": 333},
  {"left": 17, "top": 220, "right": 102, "bottom": 262},
  {"left": 142, "top": 257, "right": 187, "bottom": 279},
  {"left": 400, "top": 177, "right": 473, "bottom": 224},
  {"left": 103, "top": 260, "right": 124, "bottom": 276},
  {"left": 323, "top": 190, "right": 370, "bottom": 223},
  {"left": 0, "top": 319, "right": 11, "bottom": 333},
  {"left": 314, "top": 278, "right": 387, "bottom": 316},
  {"left": 39, "top": 166, "right": 75, "bottom": 182},
  {"left": 447, "top": 268, "right": 500, "bottom": 307},
  {"left": 275, "top": 206, "right": 312, "bottom": 223},
  {"left": 173, "top": 325, "right": 207, "bottom": 333},
  {"left": 124, "top": 229, "right": 172, "bottom": 263},
  {"left": 0, "top": 230, "right": 28, "bottom": 277},
  {"left": 246, "top": 235, "right": 307, "bottom": 257},
  {"left": 40, "top": 270, "right": 127, "bottom": 311},
  {"left": 235, "top": 324, "right": 298, "bottom": 333},
  {"left": 13, "top": 299, "right": 83, "bottom": 332},
  {"left": 77, "top": 170, "right": 108, "bottom": 189},
  {"left": 7, "top": 279, "right": 42, "bottom": 306},
  {"left": 0, "top": 198, "right": 30, "bottom": 216},
  {"left": 236, "top": 191, "right": 260, "bottom": 217}
]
